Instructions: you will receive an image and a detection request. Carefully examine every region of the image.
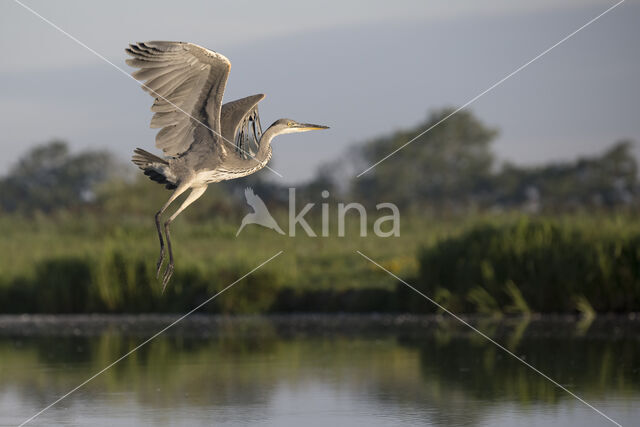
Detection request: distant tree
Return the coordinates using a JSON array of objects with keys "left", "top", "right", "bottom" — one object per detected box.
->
[
  {"left": 0, "top": 141, "right": 117, "bottom": 213},
  {"left": 492, "top": 140, "right": 638, "bottom": 210},
  {"left": 351, "top": 108, "right": 498, "bottom": 208}
]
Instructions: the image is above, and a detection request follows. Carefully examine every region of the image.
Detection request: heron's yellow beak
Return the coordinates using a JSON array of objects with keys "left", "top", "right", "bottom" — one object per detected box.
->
[{"left": 296, "top": 123, "right": 329, "bottom": 131}]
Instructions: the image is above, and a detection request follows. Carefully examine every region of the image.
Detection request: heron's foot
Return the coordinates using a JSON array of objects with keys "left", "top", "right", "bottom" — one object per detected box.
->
[
  {"left": 161, "top": 262, "right": 174, "bottom": 294},
  {"left": 156, "top": 250, "right": 165, "bottom": 279}
]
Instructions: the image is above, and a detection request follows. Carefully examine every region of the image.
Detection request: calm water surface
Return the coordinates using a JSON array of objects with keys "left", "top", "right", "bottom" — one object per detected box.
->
[{"left": 1, "top": 314, "right": 639, "bottom": 426}]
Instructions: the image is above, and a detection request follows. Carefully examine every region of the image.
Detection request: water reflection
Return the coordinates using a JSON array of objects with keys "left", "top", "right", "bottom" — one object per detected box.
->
[{"left": 1, "top": 315, "right": 639, "bottom": 426}]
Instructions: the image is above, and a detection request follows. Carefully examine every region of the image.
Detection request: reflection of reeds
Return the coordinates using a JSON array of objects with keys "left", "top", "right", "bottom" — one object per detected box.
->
[
  {"left": 3, "top": 317, "right": 637, "bottom": 416},
  {"left": 574, "top": 295, "right": 596, "bottom": 335}
]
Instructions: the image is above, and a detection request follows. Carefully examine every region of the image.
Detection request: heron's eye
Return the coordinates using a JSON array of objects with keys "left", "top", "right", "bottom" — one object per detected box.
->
[{"left": 287, "top": 121, "right": 293, "bottom": 127}]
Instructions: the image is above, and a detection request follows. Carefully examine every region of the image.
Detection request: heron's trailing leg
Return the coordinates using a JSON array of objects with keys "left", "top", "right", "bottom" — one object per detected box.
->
[
  {"left": 161, "top": 185, "right": 208, "bottom": 292},
  {"left": 154, "top": 211, "right": 164, "bottom": 276},
  {"left": 155, "top": 185, "right": 190, "bottom": 278}
]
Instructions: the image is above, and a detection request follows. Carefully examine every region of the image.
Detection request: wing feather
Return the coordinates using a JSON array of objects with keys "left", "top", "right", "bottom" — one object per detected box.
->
[
  {"left": 126, "top": 41, "right": 231, "bottom": 157},
  {"left": 220, "top": 94, "right": 265, "bottom": 160},
  {"left": 131, "top": 64, "right": 187, "bottom": 81},
  {"left": 150, "top": 111, "right": 180, "bottom": 128}
]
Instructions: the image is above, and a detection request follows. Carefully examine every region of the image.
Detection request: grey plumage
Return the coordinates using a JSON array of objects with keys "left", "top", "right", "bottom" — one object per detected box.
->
[
  {"left": 220, "top": 94, "right": 265, "bottom": 159},
  {"left": 126, "top": 41, "right": 230, "bottom": 157},
  {"left": 132, "top": 148, "right": 176, "bottom": 189},
  {"left": 126, "top": 41, "right": 328, "bottom": 290}
]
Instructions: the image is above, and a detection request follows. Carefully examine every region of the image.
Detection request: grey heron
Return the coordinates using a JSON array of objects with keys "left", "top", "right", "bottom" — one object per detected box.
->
[{"left": 127, "top": 41, "right": 328, "bottom": 290}]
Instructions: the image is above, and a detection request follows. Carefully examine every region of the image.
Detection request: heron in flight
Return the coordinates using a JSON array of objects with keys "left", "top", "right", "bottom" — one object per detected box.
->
[{"left": 127, "top": 41, "right": 328, "bottom": 290}]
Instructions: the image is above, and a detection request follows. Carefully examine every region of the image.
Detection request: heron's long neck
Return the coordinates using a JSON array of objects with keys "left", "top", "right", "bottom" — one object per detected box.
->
[
  {"left": 259, "top": 125, "right": 280, "bottom": 152},
  {"left": 254, "top": 125, "right": 280, "bottom": 164}
]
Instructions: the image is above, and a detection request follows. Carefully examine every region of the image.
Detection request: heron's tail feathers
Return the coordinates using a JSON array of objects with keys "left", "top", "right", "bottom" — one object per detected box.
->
[
  {"left": 132, "top": 148, "right": 168, "bottom": 167},
  {"left": 132, "top": 148, "right": 177, "bottom": 190}
]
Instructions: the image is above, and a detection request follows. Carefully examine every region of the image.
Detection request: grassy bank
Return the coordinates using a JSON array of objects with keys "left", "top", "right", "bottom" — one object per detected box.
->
[
  {"left": 406, "top": 218, "right": 640, "bottom": 314},
  {"left": 0, "top": 212, "right": 638, "bottom": 313}
]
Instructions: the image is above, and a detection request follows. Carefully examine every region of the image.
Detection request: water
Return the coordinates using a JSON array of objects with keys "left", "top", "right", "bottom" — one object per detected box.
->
[{"left": 1, "top": 314, "right": 639, "bottom": 426}]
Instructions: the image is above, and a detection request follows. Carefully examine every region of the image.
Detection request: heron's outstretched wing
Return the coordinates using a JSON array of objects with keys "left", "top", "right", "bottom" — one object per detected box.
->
[
  {"left": 221, "top": 94, "right": 265, "bottom": 160},
  {"left": 126, "top": 41, "right": 231, "bottom": 157}
]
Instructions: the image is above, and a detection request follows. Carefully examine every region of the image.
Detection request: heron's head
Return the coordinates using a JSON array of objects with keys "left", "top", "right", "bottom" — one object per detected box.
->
[{"left": 269, "top": 118, "right": 329, "bottom": 136}]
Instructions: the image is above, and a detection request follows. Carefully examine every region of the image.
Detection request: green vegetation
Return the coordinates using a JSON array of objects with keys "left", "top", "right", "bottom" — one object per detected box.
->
[
  {"left": 0, "top": 141, "right": 119, "bottom": 213},
  {"left": 0, "top": 210, "right": 430, "bottom": 313},
  {"left": 1, "top": 108, "right": 638, "bottom": 314},
  {"left": 0, "top": 211, "right": 638, "bottom": 314},
  {"left": 347, "top": 108, "right": 637, "bottom": 211},
  {"left": 405, "top": 218, "right": 640, "bottom": 314}
]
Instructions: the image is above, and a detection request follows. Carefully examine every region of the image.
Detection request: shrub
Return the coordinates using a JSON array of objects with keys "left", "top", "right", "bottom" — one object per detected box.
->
[{"left": 409, "top": 219, "right": 640, "bottom": 313}]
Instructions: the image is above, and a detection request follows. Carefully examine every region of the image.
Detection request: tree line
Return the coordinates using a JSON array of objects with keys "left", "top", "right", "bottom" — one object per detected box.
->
[{"left": 1, "top": 108, "right": 637, "bottom": 215}]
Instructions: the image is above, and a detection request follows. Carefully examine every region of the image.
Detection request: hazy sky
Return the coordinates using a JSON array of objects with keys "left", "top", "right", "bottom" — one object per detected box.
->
[{"left": 1, "top": 0, "right": 638, "bottom": 183}]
